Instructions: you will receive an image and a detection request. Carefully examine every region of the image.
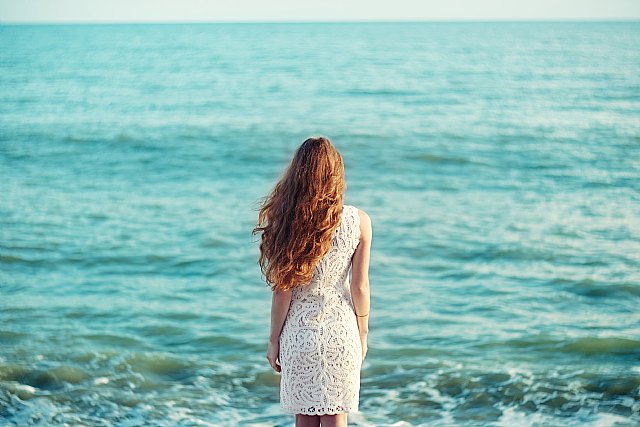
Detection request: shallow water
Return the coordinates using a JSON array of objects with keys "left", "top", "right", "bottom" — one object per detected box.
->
[{"left": 1, "top": 22, "right": 639, "bottom": 426}]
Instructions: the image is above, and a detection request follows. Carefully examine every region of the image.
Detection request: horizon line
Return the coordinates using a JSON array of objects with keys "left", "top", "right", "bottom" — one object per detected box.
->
[{"left": 1, "top": 17, "right": 639, "bottom": 25}]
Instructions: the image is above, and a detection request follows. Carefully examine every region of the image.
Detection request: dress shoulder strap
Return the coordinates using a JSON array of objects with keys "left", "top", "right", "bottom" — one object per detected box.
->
[{"left": 346, "top": 205, "right": 361, "bottom": 249}]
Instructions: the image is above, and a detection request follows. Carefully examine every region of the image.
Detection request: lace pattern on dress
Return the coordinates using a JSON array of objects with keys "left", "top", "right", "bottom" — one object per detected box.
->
[{"left": 279, "top": 204, "right": 362, "bottom": 415}]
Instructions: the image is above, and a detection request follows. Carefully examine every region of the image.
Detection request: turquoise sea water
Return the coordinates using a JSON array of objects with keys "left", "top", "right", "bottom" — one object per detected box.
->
[{"left": 1, "top": 22, "right": 639, "bottom": 426}]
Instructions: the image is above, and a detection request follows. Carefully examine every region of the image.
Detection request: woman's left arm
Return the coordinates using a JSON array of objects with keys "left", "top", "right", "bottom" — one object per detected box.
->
[{"left": 266, "top": 288, "right": 292, "bottom": 372}]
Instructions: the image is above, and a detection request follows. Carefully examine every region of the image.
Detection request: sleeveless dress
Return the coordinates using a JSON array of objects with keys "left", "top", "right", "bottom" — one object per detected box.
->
[{"left": 279, "top": 204, "right": 363, "bottom": 415}]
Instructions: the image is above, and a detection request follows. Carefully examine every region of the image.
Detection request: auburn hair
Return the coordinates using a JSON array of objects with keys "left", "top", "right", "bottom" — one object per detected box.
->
[{"left": 252, "top": 136, "right": 346, "bottom": 292}]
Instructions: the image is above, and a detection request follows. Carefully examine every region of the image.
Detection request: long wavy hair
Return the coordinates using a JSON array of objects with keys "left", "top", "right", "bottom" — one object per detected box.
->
[{"left": 252, "top": 136, "right": 346, "bottom": 292}]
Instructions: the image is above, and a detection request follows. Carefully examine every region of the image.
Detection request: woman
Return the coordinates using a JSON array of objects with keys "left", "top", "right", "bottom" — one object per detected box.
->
[{"left": 252, "top": 136, "right": 372, "bottom": 427}]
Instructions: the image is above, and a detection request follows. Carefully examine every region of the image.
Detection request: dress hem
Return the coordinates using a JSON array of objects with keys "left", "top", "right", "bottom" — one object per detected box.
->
[{"left": 280, "top": 405, "right": 359, "bottom": 415}]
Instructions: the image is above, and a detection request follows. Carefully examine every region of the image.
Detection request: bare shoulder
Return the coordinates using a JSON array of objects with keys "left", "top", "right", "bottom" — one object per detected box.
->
[{"left": 355, "top": 207, "right": 371, "bottom": 225}]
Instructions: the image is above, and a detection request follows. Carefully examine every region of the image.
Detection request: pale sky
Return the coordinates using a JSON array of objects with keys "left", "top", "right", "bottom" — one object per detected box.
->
[{"left": 0, "top": 0, "right": 639, "bottom": 23}]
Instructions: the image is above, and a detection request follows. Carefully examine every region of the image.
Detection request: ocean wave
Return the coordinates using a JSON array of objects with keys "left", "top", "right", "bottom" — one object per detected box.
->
[
  {"left": 487, "top": 335, "right": 640, "bottom": 357},
  {"left": 410, "top": 153, "right": 489, "bottom": 166},
  {"left": 549, "top": 277, "right": 640, "bottom": 298}
]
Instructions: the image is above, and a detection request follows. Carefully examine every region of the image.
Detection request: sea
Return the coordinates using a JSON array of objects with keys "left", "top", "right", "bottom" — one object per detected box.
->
[{"left": 0, "top": 22, "right": 639, "bottom": 426}]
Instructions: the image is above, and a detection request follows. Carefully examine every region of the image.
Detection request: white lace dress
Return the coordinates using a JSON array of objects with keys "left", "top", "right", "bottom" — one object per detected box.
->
[{"left": 279, "top": 204, "right": 363, "bottom": 415}]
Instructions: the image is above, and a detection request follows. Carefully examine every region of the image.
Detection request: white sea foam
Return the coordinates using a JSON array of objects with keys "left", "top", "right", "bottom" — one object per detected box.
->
[{"left": 94, "top": 376, "right": 110, "bottom": 385}]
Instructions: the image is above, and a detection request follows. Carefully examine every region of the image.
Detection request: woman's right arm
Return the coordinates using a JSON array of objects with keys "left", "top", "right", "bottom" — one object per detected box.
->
[{"left": 351, "top": 209, "right": 372, "bottom": 360}]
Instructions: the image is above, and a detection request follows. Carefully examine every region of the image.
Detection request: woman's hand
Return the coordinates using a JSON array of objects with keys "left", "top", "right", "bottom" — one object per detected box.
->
[
  {"left": 266, "top": 338, "right": 281, "bottom": 373},
  {"left": 360, "top": 333, "right": 368, "bottom": 361}
]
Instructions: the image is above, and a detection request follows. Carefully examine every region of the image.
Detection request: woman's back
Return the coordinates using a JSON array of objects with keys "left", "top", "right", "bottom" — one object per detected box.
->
[
  {"left": 285, "top": 204, "right": 361, "bottom": 327},
  {"left": 279, "top": 204, "right": 363, "bottom": 415}
]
